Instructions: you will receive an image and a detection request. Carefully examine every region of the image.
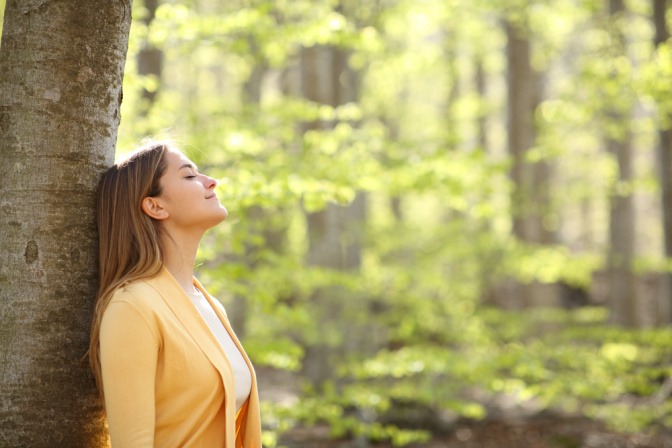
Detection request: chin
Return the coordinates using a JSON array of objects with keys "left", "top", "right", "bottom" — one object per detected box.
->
[
  {"left": 218, "top": 206, "right": 229, "bottom": 221},
  {"left": 210, "top": 207, "right": 228, "bottom": 226}
]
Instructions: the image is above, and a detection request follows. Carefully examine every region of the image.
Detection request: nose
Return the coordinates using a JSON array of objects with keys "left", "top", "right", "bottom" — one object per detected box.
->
[{"left": 202, "top": 174, "right": 217, "bottom": 189}]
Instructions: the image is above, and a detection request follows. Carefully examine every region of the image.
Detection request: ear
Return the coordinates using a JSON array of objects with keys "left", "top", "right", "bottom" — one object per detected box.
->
[{"left": 141, "top": 196, "right": 169, "bottom": 220}]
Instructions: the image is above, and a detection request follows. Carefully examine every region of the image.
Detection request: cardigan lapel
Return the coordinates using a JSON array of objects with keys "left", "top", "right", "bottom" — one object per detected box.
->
[
  {"left": 193, "top": 277, "right": 256, "bottom": 375},
  {"left": 193, "top": 277, "right": 259, "bottom": 393},
  {"left": 146, "top": 269, "right": 236, "bottom": 395},
  {"left": 194, "top": 277, "right": 262, "bottom": 445},
  {"left": 144, "top": 268, "right": 262, "bottom": 447}
]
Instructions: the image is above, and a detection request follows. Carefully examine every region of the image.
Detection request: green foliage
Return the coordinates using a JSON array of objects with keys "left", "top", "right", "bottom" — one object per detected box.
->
[
  {"left": 263, "top": 383, "right": 433, "bottom": 447},
  {"left": 642, "top": 42, "right": 672, "bottom": 128},
  {"left": 114, "top": 0, "right": 672, "bottom": 445}
]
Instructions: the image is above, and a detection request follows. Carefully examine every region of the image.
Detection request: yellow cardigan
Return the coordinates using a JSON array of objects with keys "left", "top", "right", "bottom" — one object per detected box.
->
[{"left": 99, "top": 268, "right": 262, "bottom": 447}]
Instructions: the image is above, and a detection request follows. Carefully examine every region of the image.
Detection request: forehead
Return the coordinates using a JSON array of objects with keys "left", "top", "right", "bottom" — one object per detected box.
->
[{"left": 165, "top": 149, "right": 195, "bottom": 169}]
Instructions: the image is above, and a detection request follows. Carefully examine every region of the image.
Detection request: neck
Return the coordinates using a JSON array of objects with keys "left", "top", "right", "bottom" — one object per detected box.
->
[{"left": 161, "top": 227, "right": 204, "bottom": 293}]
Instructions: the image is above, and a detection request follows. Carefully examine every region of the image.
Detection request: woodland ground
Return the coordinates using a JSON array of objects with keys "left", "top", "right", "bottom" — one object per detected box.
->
[
  {"left": 259, "top": 367, "right": 672, "bottom": 448},
  {"left": 278, "top": 417, "right": 672, "bottom": 448}
]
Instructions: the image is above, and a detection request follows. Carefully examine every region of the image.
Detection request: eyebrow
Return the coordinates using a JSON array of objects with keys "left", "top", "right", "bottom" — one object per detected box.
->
[{"left": 178, "top": 163, "right": 197, "bottom": 171}]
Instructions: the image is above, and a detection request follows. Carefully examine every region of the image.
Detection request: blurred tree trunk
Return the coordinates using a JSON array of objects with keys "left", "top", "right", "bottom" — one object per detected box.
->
[
  {"left": 475, "top": 53, "right": 488, "bottom": 153},
  {"left": 300, "top": 44, "right": 367, "bottom": 386},
  {"left": 445, "top": 33, "right": 461, "bottom": 151},
  {"left": 653, "top": 0, "right": 672, "bottom": 324},
  {"left": 228, "top": 57, "right": 272, "bottom": 338},
  {"left": 504, "top": 19, "right": 560, "bottom": 308},
  {"left": 388, "top": 121, "right": 404, "bottom": 222},
  {"left": 138, "top": 0, "right": 163, "bottom": 109},
  {"left": 606, "top": 0, "right": 638, "bottom": 326},
  {"left": 0, "top": 1, "right": 132, "bottom": 446}
]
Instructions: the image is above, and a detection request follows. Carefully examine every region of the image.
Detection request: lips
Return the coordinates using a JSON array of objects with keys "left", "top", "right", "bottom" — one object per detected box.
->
[{"left": 206, "top": 193, "right": 217, "bottom": 199}]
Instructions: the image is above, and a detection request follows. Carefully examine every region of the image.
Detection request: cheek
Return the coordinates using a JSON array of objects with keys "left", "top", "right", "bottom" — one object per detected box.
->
[
  {"left": 162, "top": 192, "right": 193, "bottom": 216},
  {"left": 166, "top": 184, "right": 195, "bottom": 204}
]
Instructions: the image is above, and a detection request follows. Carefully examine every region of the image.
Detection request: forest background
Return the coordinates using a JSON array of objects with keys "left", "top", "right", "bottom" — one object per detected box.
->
[{"left": 3, "top": 0, "right": 672, "bottom": 446}]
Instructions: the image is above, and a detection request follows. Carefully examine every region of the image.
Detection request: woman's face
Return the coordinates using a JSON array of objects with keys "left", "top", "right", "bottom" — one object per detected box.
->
[{"left": 149, "top": 148, "right": 228, "bottom": 232}]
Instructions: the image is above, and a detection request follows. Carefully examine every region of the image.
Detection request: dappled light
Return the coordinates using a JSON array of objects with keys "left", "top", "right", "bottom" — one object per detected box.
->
[
  {"left": 111, "top": 0, "right": 672, "bottom": 445},
  {"left": 2, "top": 0, "right": 672, "bottom": 446}
]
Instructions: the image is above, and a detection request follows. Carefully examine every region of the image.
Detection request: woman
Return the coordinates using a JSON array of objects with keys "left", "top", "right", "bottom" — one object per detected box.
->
[{"left": 88, "top": 140, "right": 261, "bottom": 447}]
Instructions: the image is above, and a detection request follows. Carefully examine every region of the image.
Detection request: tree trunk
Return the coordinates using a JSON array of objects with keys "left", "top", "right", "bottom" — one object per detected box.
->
[
  {"left": 445, "top": 33, "right": 461, "bottom": 151},
  {"left": 607, "top": 137, "right": 637, "bottom": 326},
  {"left": 606, "top": 0, "right": 638, "bottom": 326},
  {"left": 653, "top": 0, "right": 672, "bottom": 324},
  {"left": 475, "top": 53, "right": 488, "bottom": 153},
  {"left": 138, "top": 0, "right": 163, "bottom": 107},
  {"left": 0, "top": 1, "right": 132, "bottom": 446},
  {"left": 300, "top": 44, "right": 368, "bottom": 386},
  {"left": 506, "top": 21, "right": 551, "bottom": 245},
  {"left": 225, "top": 60, "right": 271, "bottom": 339},
  {"left": 504, "top": 19, "right": 560, "bottom": 308}
]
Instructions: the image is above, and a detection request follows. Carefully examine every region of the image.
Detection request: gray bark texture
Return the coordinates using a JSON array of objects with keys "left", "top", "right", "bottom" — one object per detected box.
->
[{"left": 0, "top": 0, "right": 132, "bottom": 446}]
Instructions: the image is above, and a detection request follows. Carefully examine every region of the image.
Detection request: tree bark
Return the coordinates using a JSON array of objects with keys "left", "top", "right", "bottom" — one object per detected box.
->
[{"left": 0, "top": 1, "right": 132, "bottom": 446}]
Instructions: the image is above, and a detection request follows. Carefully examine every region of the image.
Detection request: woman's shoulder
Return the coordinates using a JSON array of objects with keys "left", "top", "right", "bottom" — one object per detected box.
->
[
  {"left": 101, "top": 279, "right": 165, "bottom": 343},
  {"left": 109, "top": 276, "right": 165, "bottom": 309}
]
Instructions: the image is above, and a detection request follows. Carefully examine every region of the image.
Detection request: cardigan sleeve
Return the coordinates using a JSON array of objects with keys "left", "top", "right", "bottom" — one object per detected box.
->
[{"left": 100, "top": 299, "right": 160, "bottom": 448}]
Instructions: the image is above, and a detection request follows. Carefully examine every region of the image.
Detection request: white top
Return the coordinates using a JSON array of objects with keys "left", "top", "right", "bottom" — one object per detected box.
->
[{"left": 186, "top": 289, "right": 252, "bottom": 412}]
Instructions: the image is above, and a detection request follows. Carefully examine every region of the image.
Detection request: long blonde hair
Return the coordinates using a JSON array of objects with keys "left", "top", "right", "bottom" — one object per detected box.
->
[{"left": 89, "top": 141, "right": 170, "bottom": 400}]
